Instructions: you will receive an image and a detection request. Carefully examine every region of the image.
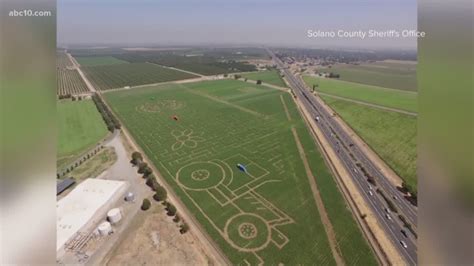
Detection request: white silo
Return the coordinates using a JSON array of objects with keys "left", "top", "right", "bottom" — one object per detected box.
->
[
  {"left": 124, "top": 192, "right": 135, "bottom": 202},
  {"left": 107, "top": 208, "right": 122, "bottom": 224},
  {"left": 98, "top": 221, "right": 112, "bottom": 236}
]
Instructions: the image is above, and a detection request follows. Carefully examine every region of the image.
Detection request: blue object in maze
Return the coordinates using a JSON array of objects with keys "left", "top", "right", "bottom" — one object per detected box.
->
[{"left": 236, "top": 163, "right": 248, "bottom": 174}]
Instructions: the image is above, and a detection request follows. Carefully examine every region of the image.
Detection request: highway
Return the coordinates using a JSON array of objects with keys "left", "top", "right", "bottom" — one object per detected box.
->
[{"left": 267, "top": 49, "right": 417, "bottom": 264}]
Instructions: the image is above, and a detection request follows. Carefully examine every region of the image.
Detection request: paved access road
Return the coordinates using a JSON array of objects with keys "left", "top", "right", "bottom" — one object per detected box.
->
[{"left": 267, "top": 49, "right": 417, "bottom": 264}]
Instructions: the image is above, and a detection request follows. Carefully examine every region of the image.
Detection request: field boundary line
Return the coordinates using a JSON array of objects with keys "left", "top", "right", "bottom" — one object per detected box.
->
[
  {"left": 146, "top": 62, "right": 205, "bottom": 77},
  {"left": 228, "top": 70, "right": 262, "bottom": 76},
  {"left": 67, "top": 53, "right": 96, "bottom": 92},
  {"left": 279, "top": 95, "right": 292, "bottom": 121},
  {"left": 240, "top": 78, "right": 288, "bottom": 92},
  {"left": 322, "top": 64, "right": 415, "bottom": 79},
  {"left": 235, "top": 70, "right": 288, "bottom": 88},
  {"left": 99, "top": 77, "right": 206, "bottom": 93},
  {"left": 316, "top": 92, "right": 418, "bottom": 116},
  {"left": 290, "top": 127, "right": 345, "bottom": 266},
  {"left": 186, "top": 88, "right": 267, "bottom": 118},
  {"left": 305, "top": 75, "right": 418, "bottom": 95}
]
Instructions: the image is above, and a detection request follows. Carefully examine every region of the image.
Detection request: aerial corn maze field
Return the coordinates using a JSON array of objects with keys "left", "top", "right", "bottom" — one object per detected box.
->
[{"left": 105, "top": 79, "right": 377, "bottom": 265}]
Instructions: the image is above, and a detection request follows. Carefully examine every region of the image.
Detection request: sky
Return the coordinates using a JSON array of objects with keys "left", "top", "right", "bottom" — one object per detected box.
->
[{"left": 58, "top": 0, "right": 417, "bottom": 49}]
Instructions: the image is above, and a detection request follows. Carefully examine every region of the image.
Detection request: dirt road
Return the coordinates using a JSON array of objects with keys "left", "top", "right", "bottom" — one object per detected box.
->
[
  {"left": 67, "top": 53, "right": 96, "bottom": 92},
  {"left": 146, "top": 62, "right": 205, "bottom": 77},
  {"left": 291, "top": 127, "right": 345, "bottom": 266},
  {"left": 316, "top": 92, "right": 418, "bottom": 117}
]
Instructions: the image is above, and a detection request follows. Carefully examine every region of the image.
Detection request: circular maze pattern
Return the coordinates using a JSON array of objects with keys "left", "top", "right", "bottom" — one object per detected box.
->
[
  {"left": 137, "top": 100, "right": 185, "bottom": 113},
  {"left": 239, "top": 223, "right": 257, "bottom": 239},
  {"left": 176, "top": 162, "right": 224, "bottom": 190},
  {"left": 191, "top": 169, "right": 210, "bottom": 181},
  {"left": 225, "top": 214, "right": 270, "bottom": 252}
]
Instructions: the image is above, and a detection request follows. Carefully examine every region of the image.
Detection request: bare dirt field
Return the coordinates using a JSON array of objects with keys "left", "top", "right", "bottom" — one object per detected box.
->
[{"left": 102, "top": 204, "right": 210, "bottom": 266}]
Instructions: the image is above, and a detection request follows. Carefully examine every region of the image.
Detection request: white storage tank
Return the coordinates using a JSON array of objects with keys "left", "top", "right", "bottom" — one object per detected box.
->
[
  {"left": 107, "top": 208, "right": 122, "bottom": 224},
  {"left": 98, "top": 221, "right": 112, "bottom": 236},
  {"left": 124, "top": 192, "right": 135, "bottom": 202}
]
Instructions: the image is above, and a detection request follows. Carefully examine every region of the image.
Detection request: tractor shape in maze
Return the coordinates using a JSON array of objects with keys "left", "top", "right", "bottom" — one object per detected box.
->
[{"left": 175, "top": 154, "right": 294, "bottom": 257}]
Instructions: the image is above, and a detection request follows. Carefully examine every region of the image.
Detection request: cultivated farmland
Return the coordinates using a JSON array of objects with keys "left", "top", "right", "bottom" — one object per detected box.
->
[
  {"left": 105, "top": 79, "right": 376, "bottom": 265},
  {"left": 57, "top": 52, "right": 74, "bottom": 69},
  {"left": 57, "top": 52, "right": 89, "bottom": 97},
  {"left": 116, "top": 53, "right": 257, "bottom": 75},
  {"left": 58, "top": 99, "right": 108, "bottom": 167},
  {"left": 75, "top": 55, "right": 129, "bottom": 66},
  {"left": 318, "top": 61, "right": 417, "bottom": 91},
  {"left": 81, "top": 63, "right": 198, "bottom": 90},
  {"left": 57, "top": 69, "right": 90, "bottom": 96},
  {"left": 321, "top": 95, "right": 417, "bottom": 192},
  {"left": 241, "top": 70, "right": 287, "bottom": 87},
  {"left": 198, "top": 47, "right": 269, "bottom": 60},
  {"left": 303, "top": 75, "right": 418, "bottom": 113}
]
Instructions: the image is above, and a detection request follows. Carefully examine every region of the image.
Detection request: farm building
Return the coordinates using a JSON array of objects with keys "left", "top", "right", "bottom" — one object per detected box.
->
[
  {"left": 57, "top": 178, "right": 76, "bottom": 195},
  {"left": 56, "top": 178, "right": 128, "bottom": 256}
]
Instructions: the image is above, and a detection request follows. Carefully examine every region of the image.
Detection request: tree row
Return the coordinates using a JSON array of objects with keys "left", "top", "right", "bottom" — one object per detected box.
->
[{"left": 92, "top": 94, "right": 121, "bottom": 132}]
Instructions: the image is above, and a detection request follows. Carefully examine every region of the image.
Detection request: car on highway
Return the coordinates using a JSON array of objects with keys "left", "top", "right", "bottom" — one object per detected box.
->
[
  {"left": 400, "top": 240, "right": 408, "bottom": 249},
  {"left": 270, "top": 51, "right": 418, "bottom": 263},
  {"left": 401, "top": 229, "right": 408, "bottom": 238}
]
